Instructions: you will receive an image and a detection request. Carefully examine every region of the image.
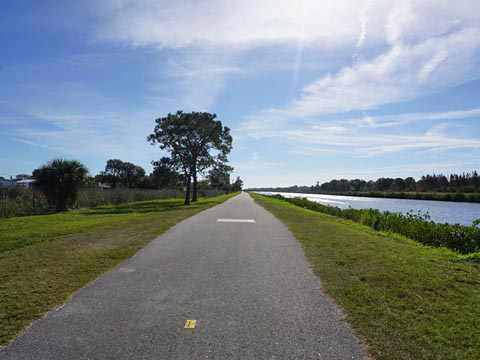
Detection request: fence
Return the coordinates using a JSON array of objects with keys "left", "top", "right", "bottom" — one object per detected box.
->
[
  {"left": 0, "top": 187, "right": 180, "bottom": 218},
  {"left": 204, "top": 189, "right": 227, "bottom": 198}
]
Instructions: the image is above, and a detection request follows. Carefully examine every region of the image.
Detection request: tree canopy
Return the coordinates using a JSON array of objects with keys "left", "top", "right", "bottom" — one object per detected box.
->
[
  {"left": 148, "top": 111, "right": 232, "bottom": 204},
  {"left": 151, "top": 157, "right": 184, "bottom": 189},
  {"left": 232, "top": 176, "right": 244, "bottom": 192},
  {"left": 98, "top": 159, "right": 146, "bottom": 189},
  {"left": 208, "top": 163, "right": 233, "bottom": 191}
]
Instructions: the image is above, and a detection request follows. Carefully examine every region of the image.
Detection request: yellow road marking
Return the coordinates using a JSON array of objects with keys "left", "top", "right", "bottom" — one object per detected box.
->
[{"left": 184, "top": 320, "right": 196, "bottom": 329}]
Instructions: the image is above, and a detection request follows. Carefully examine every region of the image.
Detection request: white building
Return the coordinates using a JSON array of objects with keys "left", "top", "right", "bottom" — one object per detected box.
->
[{"left": 16, "top": 179, "right": 37, "bottom": 189}]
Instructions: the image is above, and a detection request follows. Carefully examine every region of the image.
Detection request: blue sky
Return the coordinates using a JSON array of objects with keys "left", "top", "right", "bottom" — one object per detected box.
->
[{"left": 1, "top": 0, "right": 480, "bottom": 187}]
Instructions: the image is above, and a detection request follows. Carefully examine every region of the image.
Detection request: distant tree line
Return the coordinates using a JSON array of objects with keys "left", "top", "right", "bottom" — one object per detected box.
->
[
  {"left": 315, "top": 172, "right": 480, "bottom": 193},
  {"left": 93, "top": 157, "right": 243, "bottom": 195},
  {"left": 248, "top": 171, "right": 480, "bottom": 194}
]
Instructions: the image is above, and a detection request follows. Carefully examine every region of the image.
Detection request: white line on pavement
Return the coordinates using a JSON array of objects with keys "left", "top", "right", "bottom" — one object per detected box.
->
[{"left": 217, "top": 219, "right": 256, "bottom": 223}]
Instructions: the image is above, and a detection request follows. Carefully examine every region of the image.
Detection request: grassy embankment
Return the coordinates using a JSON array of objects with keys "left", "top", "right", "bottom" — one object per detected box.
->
[
  {"left": 0, "top": 193, "right": 237, "bottom": 345},
  {"left": 251, "top": 193, "right": 480, "bottom": 359}
]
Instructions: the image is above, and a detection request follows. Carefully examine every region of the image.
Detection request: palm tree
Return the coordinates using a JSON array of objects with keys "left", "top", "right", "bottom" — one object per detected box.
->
[{"left": 33, "top": 159, "right": 89, "bottom": 212}]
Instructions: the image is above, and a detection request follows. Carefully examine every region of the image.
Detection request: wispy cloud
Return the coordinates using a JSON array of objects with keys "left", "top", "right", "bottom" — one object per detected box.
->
[
  {"left": 333, "top": 108, "right": 480, "bottom": 129},
  {"left": 5, "top": 109, "right": 155, "bottom": 161},
  {"left": 240, "top": 107, "right": 480, "bottom": 157},
  {"left": 161, "top": 51, "right": 244, "bottom": 110},
  {"left": 93, "top": 0, "right": 384, "bottom": 110},
  {"left": 95, "top": 0, "right": 376, "bottom": 50},
  {"left": 243, "top": 25, "right": 480, "bottom": 131}
]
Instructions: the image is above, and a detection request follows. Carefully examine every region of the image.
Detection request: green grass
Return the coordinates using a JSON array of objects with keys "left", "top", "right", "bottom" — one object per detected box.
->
[
  {"left": 251, "top": 193, "right": 480, "bottom": 360},
  {"left": 0, "top": 193, "right": 237, "bottom": 345}
]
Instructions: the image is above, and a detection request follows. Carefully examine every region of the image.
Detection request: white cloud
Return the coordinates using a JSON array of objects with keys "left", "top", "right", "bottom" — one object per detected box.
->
[
  {"left": 8, "top": 109, "right": 157, "bottom": 162},
  {"left": 417, "top": 49, "right": 448, "bottom": 81},
  {"left": 94, "top": 1, "right": 480, "bottom": 120},
  {"left": 161, "top": 51, "right": 244, "bottom": 110},
  {"left": 94, "top": 0, "right": 387, "bottom": 109},
  {"left": 243, "top": 25, "right": 480, "bottom": 132},
  {"left": 251, "top": 152, "right": 260, "bottom": 161},
  {"left": 95, "top": 0, "right": 378, "bottom": 50},
  {"left": 242, "top": 113, "right": 480, "bottom": 158},
  {"left": 334, "top": 108, "right": 480, "bottom": 129}
]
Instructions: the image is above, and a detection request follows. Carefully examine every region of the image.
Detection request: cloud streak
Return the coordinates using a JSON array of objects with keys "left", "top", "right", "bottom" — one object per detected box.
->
[
  {"left": 239, "top": 106, "right": 480, "bottom": 158},
  {"left": 95, "top": 0, "right": 377, "bottom": 50},
  {"left": 243, "top": 25, "right": 480, "bottom": 130}
]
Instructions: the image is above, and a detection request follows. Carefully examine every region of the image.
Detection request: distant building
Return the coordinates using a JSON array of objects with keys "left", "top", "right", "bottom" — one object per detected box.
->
[
  {"left": 0, "top": 180, "right": 15, "bottom": 188},
  {"left": 97, "top": 182, "right": 111, "bottom": 189},
  {"left": 16, "top": 179, "right": 37, "bottom": 189}
]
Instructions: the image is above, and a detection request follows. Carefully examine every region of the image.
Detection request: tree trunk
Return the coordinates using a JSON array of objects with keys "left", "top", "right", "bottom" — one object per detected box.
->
[
  {"left": 184, "top": 173, "right": 191, "bottom": 205},
  {"left": 192, "top": 168, "right": 198, "bottom": 202}
]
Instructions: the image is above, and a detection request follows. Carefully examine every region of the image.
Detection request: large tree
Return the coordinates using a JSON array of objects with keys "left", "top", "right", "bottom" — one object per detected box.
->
[
  {"left": 33, "top": 158, "right": 88, "bottom": 212},
  {"left": 98, "top": 159, "right": 146, "bottom": 188},
  {"left": 148, "top": 111, "right": 232, "bottom": 205}
]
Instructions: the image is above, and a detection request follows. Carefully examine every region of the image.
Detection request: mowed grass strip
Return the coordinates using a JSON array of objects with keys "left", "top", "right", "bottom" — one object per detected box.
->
[
  {"left": 0, "top": 193, "right": 237, "bottom": 345},
  {"left": 251, "top": 194, "right": 480, "bottom": 360}
]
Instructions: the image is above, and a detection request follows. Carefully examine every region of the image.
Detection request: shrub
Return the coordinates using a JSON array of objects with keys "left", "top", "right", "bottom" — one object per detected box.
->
[{"left": 33, "top": 159, "right": 89, "bottom": 212}]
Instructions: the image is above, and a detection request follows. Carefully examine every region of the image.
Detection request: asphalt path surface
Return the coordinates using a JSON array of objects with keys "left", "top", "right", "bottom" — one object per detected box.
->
[{"left": 1, "top": 193, "right": 365, "bottom": 359}]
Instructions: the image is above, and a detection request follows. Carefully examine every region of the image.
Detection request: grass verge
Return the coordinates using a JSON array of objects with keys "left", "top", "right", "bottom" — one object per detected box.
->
[
  {"left": 0, "top": 193, "right": 237, "bottom": 345},
  {"left": 251, "top": 193, "right": 480, "bottom": 359}
]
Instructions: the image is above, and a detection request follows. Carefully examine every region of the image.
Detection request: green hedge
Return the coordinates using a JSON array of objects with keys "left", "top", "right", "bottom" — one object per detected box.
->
[{"left": 268, "top": 195, "right": 480, "bottom": 255}]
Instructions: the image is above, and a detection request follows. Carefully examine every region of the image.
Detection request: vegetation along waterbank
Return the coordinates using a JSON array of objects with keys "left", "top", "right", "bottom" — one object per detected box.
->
[{"left": 262, "top": 194, "right": 480, "bottom": 258}]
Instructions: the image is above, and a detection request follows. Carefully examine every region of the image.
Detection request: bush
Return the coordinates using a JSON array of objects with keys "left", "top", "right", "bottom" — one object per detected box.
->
[
  {"left": 0, "top": 188, "right": 49, "bottom": 218},
  {"left": 460, "top": 186, "right": 476, "bottom": 193},
  {"left": 34, "top": 159, "right": 89, "bottom": 212}
]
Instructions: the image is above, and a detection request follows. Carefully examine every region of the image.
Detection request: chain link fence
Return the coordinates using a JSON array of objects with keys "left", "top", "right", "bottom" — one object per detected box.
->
[
  {"left": 204, "top": 189, "right": 227, "bottom": 198},
  {"left": 0, "top": 187, "right": 180, "bottom": 218}
]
